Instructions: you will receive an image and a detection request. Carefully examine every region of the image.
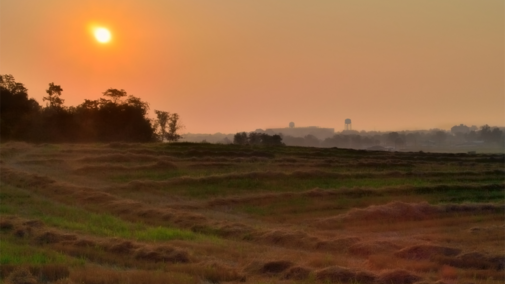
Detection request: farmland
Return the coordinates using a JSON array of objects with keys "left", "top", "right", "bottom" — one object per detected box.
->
[{"left": 0, "top": 142, "right": 503, "bottom": 284}]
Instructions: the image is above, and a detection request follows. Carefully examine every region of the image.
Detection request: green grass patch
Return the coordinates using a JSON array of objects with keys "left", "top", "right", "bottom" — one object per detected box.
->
[
  {"left": 164, "top": 176, "right": 503, "bottom": 198},
  {"left": 0, "top": 237, "right": 82, "bottom": 266},
  {"left": 0, "top": 183, "right": 207, "bottom": 242}
]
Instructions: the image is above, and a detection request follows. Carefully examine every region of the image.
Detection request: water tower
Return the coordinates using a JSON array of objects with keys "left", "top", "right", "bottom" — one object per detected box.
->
[
  {"left": 289, "top": 122, "right": 295, "bottom": 128},
  {"left": 345, "top": 119, "right": 352, "bottom": 130}
]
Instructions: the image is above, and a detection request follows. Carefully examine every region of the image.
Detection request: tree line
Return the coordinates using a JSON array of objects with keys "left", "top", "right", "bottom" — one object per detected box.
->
[
  {"left": 0, "top": 74, "right": 181, "bottom": 143},
  {"left": 233, "top": 132, "right": 283, "bottom": 146},
  {"left": 280, "top": 126, "right": 504, "bottom": 149}
]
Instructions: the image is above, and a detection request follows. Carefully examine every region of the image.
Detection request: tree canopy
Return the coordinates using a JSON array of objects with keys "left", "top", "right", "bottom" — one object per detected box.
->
[{"left": 0, "top": 74, "right": 182, "bottom": 143}]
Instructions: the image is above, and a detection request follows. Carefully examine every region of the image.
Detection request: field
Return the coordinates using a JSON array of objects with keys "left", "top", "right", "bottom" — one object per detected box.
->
[{"left": 0, "top": 142, "right": 504, "bottom": 284}]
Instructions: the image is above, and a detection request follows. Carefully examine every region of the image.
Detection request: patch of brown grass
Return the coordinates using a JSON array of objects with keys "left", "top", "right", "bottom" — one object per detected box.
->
[
  {"left": 282, "top": 266, "right": 312, "bottom": 280},
  {"left": 315, "top": 266, "right": 377, "bottom": 283},
  {"left": 376, "top": 269, "right": 422, "bottom": 284},
  {"left": 187, "top": 162, "right": 235, "bottom": 169},
  {"left": 76, "top": 153, "right": 160, "bottom": 164},
  {"left": 70, "top": 266, "right": 198, "bottom": 284},
  {"left": 17, "top": 158, "right": 67, "bottom": 165},
  {"left": 313, "top": 237, "right": 361, "bottom": 255},
  {"left": 171, "top": 262, "right": 245, "bottom": 283},
  {"left": 244, "top": 260, "right": 294, "bottom": 276},
  {"left": 5, "top": 267, "right": 37, "bottom": 284},
  {"left": 316, "top": 201, "right": 505, "bottom": 227},
  {"left": 395, "top": 244, "right": 461, "bottom": 260},
  {"left": 348, "top": 240, "right": 401, "bottom": 257},
  {"left": 31, "top": 265, "right": 70, "bottom": 282},
  {"left": 73, "top": 161, "right": 177, "bottom": 174},
  {"left": 439, "top": 265, "right": 458, "bottom": 281},
  {"left": 253, "top": 229, "right": 318, "bottom": 249},
  {"left": 366, "top": 254, "right": 438, "bottom": 273},
  {"left": 435, "top": 252, "right": 505, "bottom": 270}
]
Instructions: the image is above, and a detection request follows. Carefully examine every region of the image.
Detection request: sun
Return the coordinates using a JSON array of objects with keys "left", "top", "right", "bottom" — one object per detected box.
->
[{"left": 94, "top": 27, "right": 111, "bottom": 43}]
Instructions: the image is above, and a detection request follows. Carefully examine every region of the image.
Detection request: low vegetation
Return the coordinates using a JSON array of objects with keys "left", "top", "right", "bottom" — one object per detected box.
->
[{"left": 0, "top": 141, "right": 503, "bottom": 283}]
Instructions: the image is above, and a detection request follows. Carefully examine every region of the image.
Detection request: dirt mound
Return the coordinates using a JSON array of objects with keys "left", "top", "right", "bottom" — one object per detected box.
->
[
  {"left": 395, "top": 245, "right": 461, "bottom": 260},
  {"left": 282, "top": 266, "right": 312, "bottom": 280},
  {"left": 376, "top": 269, "right": 422, "bottom": 284},
  {"left": 315, "top": 266, "right": 376, "bottom": 283},
  {"left": 348, "top": 240, "right": 401, "bottom": 257}
]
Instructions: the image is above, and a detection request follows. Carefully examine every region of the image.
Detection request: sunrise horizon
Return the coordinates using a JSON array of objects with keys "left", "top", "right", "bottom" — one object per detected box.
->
[{"left": 1, "top": 0, "right": 503, "bottom": 134}]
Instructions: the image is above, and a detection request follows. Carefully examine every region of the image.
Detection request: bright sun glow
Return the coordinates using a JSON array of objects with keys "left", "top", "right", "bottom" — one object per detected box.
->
[{"left": 94, "top": 28, "right": 111, "bottom": 43}]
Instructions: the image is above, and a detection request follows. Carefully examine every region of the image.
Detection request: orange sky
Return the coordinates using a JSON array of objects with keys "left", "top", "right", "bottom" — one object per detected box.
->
[{"left": 1, "top": 0, "right": 503, "bottom": 133}]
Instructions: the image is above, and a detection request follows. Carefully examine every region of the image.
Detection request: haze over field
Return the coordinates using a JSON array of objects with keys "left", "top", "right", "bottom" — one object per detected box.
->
[{"left": 1, "top": 0, "right": 503, "bottom": 133}]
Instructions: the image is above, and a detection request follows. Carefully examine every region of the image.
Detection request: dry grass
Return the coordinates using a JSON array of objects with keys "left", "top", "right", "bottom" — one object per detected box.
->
[
  {"left": 73, "top": 160, "right": 177, "bottom": 174},
  {"left": 1, "top": 142, "right": 503, "bottom": 284},
  {"left": 69, "top": 266, "right": 198, "bottom": 284}
]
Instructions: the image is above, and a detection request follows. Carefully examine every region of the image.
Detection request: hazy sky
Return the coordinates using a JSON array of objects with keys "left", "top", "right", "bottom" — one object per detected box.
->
[{"left": 1, "top": 0, "right": 503, "bottom": 133}]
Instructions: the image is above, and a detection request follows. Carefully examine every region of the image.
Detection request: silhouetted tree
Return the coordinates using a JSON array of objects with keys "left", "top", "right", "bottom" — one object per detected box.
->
[
  {"left": 0, "top": 75, "right": 40, "bottom": 140},
  {"left": 0, "top": 75, "right": 161, "bottom": 142},
  {"left": 233, "top": 132, "right": 248, "bottom": 145},
  {"left": 43, "top": 83, "right": 64, "bottom": 108},
  {"left": 166, "top": 113, "right": 182, "bottom": 142},
  {"left": 260, "top": 133, "right": 283, "bottom": 146},
  {"left": 233, "top": 132, "right": 283, "bottom": 146},
  {"left": 102, "top": 88, "right": 127, "bottom": 104},
  {"left": 479, "top": 125, "right": 504, "bottom": 144},
  {"left": 451, "top": 124, "right": 470, "bottom": 134},
  {"left": 154, "top": 110, "right": 169, "bottom": 141},
  {"left": 248, "top": 132, "right": 262, "bottom": 145}
]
